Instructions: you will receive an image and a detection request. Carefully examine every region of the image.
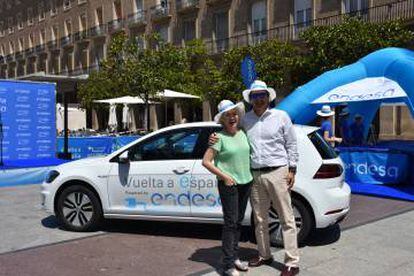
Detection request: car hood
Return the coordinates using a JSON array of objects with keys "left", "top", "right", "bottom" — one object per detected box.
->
[{"left": 55, "top": 156, "right": 108, "bottom": 171}]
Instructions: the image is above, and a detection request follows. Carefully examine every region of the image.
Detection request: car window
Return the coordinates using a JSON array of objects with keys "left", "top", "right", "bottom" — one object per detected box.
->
[
  {"left": 128, "top": 128, "right": 201, "bottom": 161},
  {"left": 193, "top": 126, "right": 223, "bottom": 159},
  {"left": 308, "top": 131, "right": 338, "bottom": 159}
]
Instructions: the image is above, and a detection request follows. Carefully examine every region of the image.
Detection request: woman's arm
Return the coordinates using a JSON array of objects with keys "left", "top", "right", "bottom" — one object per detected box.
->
[
  {"left": 202, "top": 148, "right": 235, "bottom": 186},
  {"left": 323, "top": 131, "right": 343, "bottom": 143}
]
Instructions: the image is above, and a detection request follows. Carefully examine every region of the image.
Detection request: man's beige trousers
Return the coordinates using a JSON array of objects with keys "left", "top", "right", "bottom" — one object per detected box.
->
[{"left": 250, "top": 166, "right": 300, "bottom": 267}]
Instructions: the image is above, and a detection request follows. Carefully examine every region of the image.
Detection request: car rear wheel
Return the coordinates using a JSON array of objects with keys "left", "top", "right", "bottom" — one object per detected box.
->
[
  {"left": 251, "top": 197, "right": 313, "bottom": 247},
  {"left": 56, "top": 185, "right": 103, "bottom": 232}
]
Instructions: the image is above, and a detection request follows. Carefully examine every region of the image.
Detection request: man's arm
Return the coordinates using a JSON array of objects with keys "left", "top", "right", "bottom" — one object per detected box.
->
[{"left": 282, "top": 112, "right": 298, "bottom": 189}]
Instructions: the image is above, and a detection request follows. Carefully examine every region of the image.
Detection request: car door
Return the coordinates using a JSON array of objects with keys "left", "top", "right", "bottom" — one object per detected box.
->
[
  {"left": 106, "top": 127, "right": 202, "bottom": 216},
  {"left": 190, "top": 126, "right": 224, "bottom": 218}
]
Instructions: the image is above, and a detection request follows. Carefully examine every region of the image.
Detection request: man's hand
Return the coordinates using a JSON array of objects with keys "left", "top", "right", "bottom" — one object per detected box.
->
[
  {"left": 208, "top": 132, "right": 219, "bottom": 146},
  {"left": 287, "top": 171, "right": 295, "bottom": 190}
]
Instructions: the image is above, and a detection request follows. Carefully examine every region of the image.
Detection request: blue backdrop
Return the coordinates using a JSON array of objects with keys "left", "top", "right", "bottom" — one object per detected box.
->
[{"left": 0, "top": 80, "right": 56, "bottom": 162}]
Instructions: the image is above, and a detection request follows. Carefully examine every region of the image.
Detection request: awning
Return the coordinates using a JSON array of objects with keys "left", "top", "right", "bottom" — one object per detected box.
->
[{"left": 94, "top": 96, "right": 146, "bottom": 104}]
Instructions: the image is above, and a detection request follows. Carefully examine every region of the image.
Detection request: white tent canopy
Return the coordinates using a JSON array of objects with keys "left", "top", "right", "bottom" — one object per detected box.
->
[
  {"left": 159, "top": 89, "right": 200, "bottom": 99},
  {"left": 94, "top": 96, "right": 146, "bottom": 104}
]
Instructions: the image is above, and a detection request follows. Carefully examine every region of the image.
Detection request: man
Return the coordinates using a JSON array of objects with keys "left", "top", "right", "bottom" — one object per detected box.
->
[{"left": 210, "top": 80, "right": 300, "bottom": 276}]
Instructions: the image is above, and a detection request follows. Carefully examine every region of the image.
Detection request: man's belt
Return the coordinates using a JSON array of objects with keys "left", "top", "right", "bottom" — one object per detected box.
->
[{"left": 251, "top": 166, "right": 282, "bottom": 172}]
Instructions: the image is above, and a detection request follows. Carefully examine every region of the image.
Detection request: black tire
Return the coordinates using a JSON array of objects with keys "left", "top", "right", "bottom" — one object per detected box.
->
[
  {"left": 251, "top": 197, "right": 314, "bottom": 248},
  {"left": 56, "top": 185, "right": 103, "bottom": 232}
]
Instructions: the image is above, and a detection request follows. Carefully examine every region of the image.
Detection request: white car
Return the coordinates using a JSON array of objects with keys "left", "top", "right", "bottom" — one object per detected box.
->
[{"left": 41, "top": 122, "right": 351, "bottom": 246}]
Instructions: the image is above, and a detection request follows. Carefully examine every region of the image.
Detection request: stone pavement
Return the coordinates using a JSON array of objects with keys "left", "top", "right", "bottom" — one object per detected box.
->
[{"left": 203, "top": 209, "right": 414, "bottom": 276}]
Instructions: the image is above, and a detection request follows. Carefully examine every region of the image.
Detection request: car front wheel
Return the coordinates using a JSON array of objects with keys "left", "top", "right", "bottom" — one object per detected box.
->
[{"left": 56, "top": 185, "right": 103, "bottom": 232}]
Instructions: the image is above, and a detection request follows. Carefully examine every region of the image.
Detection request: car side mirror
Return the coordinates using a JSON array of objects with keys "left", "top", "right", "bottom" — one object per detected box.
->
[{"left": 118, "top": 151, "right": 130, "bottom": 164}]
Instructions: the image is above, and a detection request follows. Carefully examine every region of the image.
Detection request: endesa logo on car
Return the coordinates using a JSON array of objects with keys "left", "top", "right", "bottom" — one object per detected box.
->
[{"left": 121, "top": 175, "right": 221, "bottom": 207}]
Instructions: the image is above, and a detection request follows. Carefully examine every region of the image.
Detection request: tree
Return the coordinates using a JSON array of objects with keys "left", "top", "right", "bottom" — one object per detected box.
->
[{"left": 298, "top": 18, "right": 414, "bottom": 84}]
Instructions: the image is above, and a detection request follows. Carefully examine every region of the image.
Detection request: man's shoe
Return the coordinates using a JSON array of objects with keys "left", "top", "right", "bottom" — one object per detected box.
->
[
  {"left": 248, "top": 256, "right": 274, "bottom": 267},
  {"left": 222, "top": 268, "right": 240, "bottom": 276},
  {"left": 234, "top": 259, "right": 249, "bottom": 271},
  {"left": 280, "top": 266, "right": 299, "bottom": 276}
]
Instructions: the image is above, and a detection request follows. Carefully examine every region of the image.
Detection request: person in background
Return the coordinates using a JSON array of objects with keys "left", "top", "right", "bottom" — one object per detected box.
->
[
  {"left": 202, "top": 100, "right": 252, "bottom": 276},
  {"left": 338, "top": 107, "right": 351, "bottom": 146},
  {"left": 350, "top": 114, "right": 365, "bottom": 146},
  {"left": 317, "top": 105, "right": 342, "bottom": 146}
]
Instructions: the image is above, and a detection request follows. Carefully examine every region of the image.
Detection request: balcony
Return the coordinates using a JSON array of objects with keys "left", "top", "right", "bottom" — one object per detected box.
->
[
  {"left": 60, "top": 35, "right": 73, "bottom": 47},
  {"left": 15, "top": 51, "right": 24, "bottom": 60},
  {"left": 35, "top": 44, "right": 46, "bottom": 53},
  {"left": 47, "top": 40, "right": 59, "bottom": 50},
  {"left": 5, "top": 54, "right": 15, "bottom": 62},
  {"left": 176, "top": 0, "right": 199, "bottom": 13},
  {"left": 25, "top": 48, "right": 35, "bottom": 56},
  {"left": 127, "top": 10, "right": 146, "bottom": 26},
  {"left": 108, "top": 19, "right": 124, "bottom": 33},
  {"left": 89, "top": 24, "right": 107, "bottom": 37},
  {"left": 150, "top": 4, "right": 171, "bottom": 21},
  {"left": 73, "top": 30, "right": 89, "bottom": 42}
]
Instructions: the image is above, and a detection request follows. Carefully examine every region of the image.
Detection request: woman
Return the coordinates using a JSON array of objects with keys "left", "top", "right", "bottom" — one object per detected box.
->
[
  {"left": 317, "top": 105, "right": 342, "bottom": 146},
  {"left": 202, "top": 100, "right": 252, "bottom": 276}
]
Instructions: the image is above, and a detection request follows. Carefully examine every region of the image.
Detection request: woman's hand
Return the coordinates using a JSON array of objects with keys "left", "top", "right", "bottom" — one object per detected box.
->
[{"left": 223, "top": 175, "right": 236, "bottom": 186}]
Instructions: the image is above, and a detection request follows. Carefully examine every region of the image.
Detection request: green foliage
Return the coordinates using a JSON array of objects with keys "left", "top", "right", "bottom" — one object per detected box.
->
[
  {"left": 299, "top": 18, "right": 414, "bottom": 82},
  {"left": 79, "top": 18, "right": 413, "bottom": 110}
]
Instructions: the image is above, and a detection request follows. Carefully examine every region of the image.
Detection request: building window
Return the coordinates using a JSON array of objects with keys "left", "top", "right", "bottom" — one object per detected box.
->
[
  {"left": 251, "top": 1, "right": 267, "bottom": 44},
  {"left": 182, "top": 19, "right": 196, "bottom": 42},
  {"left": 79, "top": 13, "right": 87, "bottom": 31},
  {"left": 96, "top": 7, "right": 103, "bottom": 26},
  {"left": 39, "top": 2, "right": 46, "bottom": 21},
  {"left": 6, "top": 0, "right": 11, "bottom": 10},
  {"left": 345, "top": 0, "right": 368, "bottom": 13},
  {"left": 29, "top": 33, "right": 34, "bottom": 48},
  {"left": 0, "top": 21, "right": 4, "bottom": 37},
  {"left": 51, "top": 0, "right": 58, "bottom": 16},
  {"left": 113, "top": 0, "right": 123, "bottom": 20},
  {"left": 40, "top": 29, "right": 46, "bottom": 45},
  {"left": 156, "top": 25, "right": 169, "bottom": 43},
  {"left": 17, "top": 13, "right": 24, "bottom": 30},
  {"left": 8, "top": 17, "right": 14, "bottom": 34},
  {"left": 214, "top": 11, "right": 229, "bottom": 52},
  {"left": 27, "top": 8, "right": 34, "bottom": 26},
  {"left": 65, "top": 19, "right": 72, "bottom": 36},
  {"left": 64, "top": 0, "right": 72, "bottom": 11},
  {"left": 9, "top": 41, "right": 14, "bottom": 54},
  {"left": 134, "top": 0, "right": 143, "bottom": 12},
  {"left": 18, "top": 37, "right": 24, "bottom": 52},
  {"left": 294, "top": 0, "right": 312, "bottom": 38}
]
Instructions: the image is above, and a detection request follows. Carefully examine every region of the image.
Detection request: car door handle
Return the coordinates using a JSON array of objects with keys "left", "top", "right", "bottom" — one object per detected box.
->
[{"left": 173, "top": 168, "right": 190, "bottom": 175}]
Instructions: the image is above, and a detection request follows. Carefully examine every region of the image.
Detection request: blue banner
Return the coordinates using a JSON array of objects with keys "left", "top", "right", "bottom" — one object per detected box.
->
[
  {"left": 0, "top": 80, "right": 56, "bottom": 161},
  {"left": 340, "top": 150, "right": 409, "bottom": 185},
  {"left": 57, "top": 136, "right": 140, "bottom": 159},
  {"left": 241, "top": 56, "right": 257, "bottom": 88}
]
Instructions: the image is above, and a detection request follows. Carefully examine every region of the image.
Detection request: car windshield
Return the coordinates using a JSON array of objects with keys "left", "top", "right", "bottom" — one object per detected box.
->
[{"left": 308, "top": 131, "right": 338, "bottom": 159}]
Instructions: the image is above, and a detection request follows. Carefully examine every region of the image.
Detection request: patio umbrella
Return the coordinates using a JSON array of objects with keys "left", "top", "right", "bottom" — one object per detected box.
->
[
  {"left": 56, "top": 103, "right": 64, "bottom": 133},
  {"left": 108, "top": 103, "right": 118, "bottom": 131}
]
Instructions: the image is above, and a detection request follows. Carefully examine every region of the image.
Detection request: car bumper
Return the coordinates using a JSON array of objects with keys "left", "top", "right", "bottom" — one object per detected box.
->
[
  {"left": 314, "top": 182, "right": 351, "bottom": 228},
  {"left": 40, "top": 182, "right": 54, "bottom": 214}
]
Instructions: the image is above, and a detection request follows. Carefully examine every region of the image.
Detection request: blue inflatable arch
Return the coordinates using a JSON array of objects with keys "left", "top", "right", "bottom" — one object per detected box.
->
[{"left": 277, "top": 48, "right": 414, "bottom": 128}]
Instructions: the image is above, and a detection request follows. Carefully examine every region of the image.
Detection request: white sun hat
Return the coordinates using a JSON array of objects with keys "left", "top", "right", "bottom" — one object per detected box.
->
[
  {"left": 214, "top": 100, "right": 245, "bottom": 123},
  {"left": 316, "top": 105, "right": 335, "bottom": 117},
  {"left": 242, "top": 80, "right": 276, "bottom": 103}
]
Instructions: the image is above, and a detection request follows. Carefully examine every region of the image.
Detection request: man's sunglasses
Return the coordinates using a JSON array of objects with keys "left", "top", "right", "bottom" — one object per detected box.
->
[{"left": 249, "top": 92, "right": 269, "bottom": 100}]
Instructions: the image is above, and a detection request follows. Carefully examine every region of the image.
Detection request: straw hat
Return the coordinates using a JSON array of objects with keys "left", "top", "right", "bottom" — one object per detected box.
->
[
  {"left": 316, "top": 105, "right": 335, "bottom": 117},
  {"left": 242, "top": 80, "right": 276, "bottom": 103},
  {"left": 214, "top": 100, "right": 244, "bottom": 123}
]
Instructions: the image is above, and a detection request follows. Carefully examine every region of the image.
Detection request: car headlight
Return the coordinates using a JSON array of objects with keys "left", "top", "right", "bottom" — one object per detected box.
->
[{"left": 45, "top": 170, "right": 60, "bottom": 183}]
